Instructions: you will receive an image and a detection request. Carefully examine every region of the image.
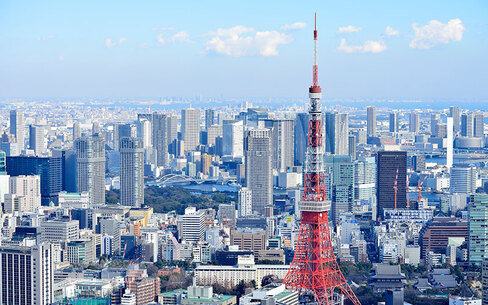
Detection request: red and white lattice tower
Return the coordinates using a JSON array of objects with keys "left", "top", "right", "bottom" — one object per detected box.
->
[{"left": 282, "top": 14, "right": 361, "bottom": 305}]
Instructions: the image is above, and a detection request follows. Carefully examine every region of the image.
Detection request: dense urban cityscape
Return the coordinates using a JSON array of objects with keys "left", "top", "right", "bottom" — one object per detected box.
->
[
  {"left": 0, "top": 93, "right": 487, "bottom": 305},
  {"left": 1, "top": 1, "right": 488, "bottom": 305}
]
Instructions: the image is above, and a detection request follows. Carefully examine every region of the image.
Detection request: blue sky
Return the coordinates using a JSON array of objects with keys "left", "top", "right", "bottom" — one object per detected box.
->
[{"left": 0, "top": 0, "right": 487, "bottom": 100}]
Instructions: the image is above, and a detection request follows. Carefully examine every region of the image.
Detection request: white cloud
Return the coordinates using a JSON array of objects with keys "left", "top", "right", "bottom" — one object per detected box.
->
[
  {"left": 205, "top": 26, "right": 293, "bottom": 57},
  {"left": 37, "top": 35, "right": 54, "bottom": 41},
  {"left": 409, "top": 18, "right": 465, "bottom": 49},
  {"left": 206, "top": 26, "right": 255, "bottom": 37},
  {"left": 169, "top": 31, "right": 192, "bottom": 43},
  {"left": 157, "top": 34, "right": 165, "bottom": 44},
  {"left": 338, "top": 25, "right": 362, "bottom": 33},
  {"left": 385, "top": 26, "right": 399, "bottom": 37},
  {"left": 59, "top": 55, "right": 64, "bottom": 61},
  {"left": 280, "top": 22, "right": 307, "bottom": 31},
  {"left": 105, "top": 38, "right": 127, "bottom": 48},
  {"left": 337, "top": 38, "right": 387, "bottom": 53}
]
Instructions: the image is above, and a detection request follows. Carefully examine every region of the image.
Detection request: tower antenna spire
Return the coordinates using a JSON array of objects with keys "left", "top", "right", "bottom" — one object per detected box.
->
[
  {"left": 283, "top": 14, "right": 361, "bottom": 305},
  {"left": 311, "top": 12, "right": 320, "bottom": 90}
]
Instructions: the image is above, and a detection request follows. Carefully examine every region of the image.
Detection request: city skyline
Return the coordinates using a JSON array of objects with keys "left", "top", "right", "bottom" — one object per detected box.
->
[{"left": 1, "top": 0, "right": 487, "bottom": 100}]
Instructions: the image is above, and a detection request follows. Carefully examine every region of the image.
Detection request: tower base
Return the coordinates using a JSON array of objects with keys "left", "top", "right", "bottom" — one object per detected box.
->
[{"left": 283, "top": 211, "right": 361, "bottom": 305}]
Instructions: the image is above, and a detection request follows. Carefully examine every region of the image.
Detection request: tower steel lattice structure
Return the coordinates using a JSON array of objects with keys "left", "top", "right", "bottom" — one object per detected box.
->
[{"left": 282, "top": 14, "right": 361, "bottom": 305}]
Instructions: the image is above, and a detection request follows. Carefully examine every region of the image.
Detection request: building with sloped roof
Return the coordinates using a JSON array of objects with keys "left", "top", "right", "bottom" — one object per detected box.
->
[{"left": 369, "top": 264, "right": 406, "bottom": 293}]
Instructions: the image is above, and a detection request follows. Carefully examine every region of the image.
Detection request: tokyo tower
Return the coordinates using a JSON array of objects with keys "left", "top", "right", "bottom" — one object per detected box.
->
[{"left": 282, "top": 14, "right": 361, "bottom": 305}]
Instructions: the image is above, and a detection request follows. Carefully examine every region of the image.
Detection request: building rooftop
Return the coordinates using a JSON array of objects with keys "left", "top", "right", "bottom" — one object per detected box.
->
[{"left": 185, "top": 295, "right": 235, "bottom": 303}]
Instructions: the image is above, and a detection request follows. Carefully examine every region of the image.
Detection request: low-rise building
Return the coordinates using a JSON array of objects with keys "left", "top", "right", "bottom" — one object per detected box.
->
[
  {"left": 195, "top": 255, "right": 289, "bottom": 289},
  {"left": 240, "top": 284, "right": 298, "bottom": 305}
]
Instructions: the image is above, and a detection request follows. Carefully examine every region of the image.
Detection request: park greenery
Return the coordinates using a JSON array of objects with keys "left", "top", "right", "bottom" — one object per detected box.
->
[{"left": 106, "top": 186, "right": 235, "bottom": 214}]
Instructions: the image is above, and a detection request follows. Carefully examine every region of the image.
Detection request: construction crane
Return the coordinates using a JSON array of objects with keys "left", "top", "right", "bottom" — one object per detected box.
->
[
  {"left": 418, "top": 175, "right": 428, "bottom": 203},
  {"left": 406, "top": 168, "right": 413, "bottom": 210},
  {"left": 394, "top": 167, "right": 399, "bottom": 209},
  {"left": 122, "top": 241, "right": 128, "bottom": 258}
]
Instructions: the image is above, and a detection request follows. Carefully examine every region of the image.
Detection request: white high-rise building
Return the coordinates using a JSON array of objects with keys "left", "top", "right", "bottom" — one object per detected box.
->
[
  {"left": 5, "top": 175, "right": 41, "bottom": 213},
  {"left": 98, "top": 218, "right": 121, "bottom": 255},
  {"left": 206, "top": 125, "right": 222, "bottom": 146},
  {"left": 120, "top": 137, "right": 144, "bottom": 207},
  {"left": 29, "top": 125, "right": 45, "bottom": 156},
  {"left": 223, "top": 120, "right": 244, "bottom": 158},
  {"left": 355, "top": 157, "right": 376, "bottom": 202},
  {"left": 245, "top": 128, "right": 272, "bottom": 215},
  {"left": 137, "top": 119, "right": 152, "bottom": 149},
  {"left": 10, "top": 110, "right": 24, "bottom": 151},
  {"left": 238, "top": 187, "right": 252, "bottom": 217},
  {"left": 447, "top": 117, "right": 454, "bottom": 168},
  {"left": 182, "top": 208, "right": 205, "bottom": 244},
  {"left": 269, "top": 119, "right": 295, "bottom": 172},
  {"left": 325, "top": 113, "right": 348, "bottom": 156},
  {"left": 182, "top": 108, "right": 200, "bottom": 151},
  {"left": 450, "top": 106, "right": 461, "bottom": 133},
  {"left": 0, "top": 244, "right": 54, "bottom": 305},
  {"left": 450, "top": 165, "right": 477, "bottom": 194},
  {"left": 40, "top": 219, "right": 79, "bottom": 243},
  {"left": 75, "top": 135, "right": 106, "bottom": 205},
  {"left": 73, "top": 121, "right": 81, "bottom": 140}
]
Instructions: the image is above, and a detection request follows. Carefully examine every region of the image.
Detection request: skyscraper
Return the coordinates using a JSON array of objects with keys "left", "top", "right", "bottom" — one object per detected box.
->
[
  {"left": 166, "top": 114, "right": 178, "bottom": 146},
  {"left": 447, "top": 117, "right": 454, "bottom": 168},
  {"left": 5, "top": 175, "right": 41, "bottom": 213},
  {"left": 355, "top": 156, "right": 376, "bottom": 197},
  {"left": 265, "top": 119, "right": 295, "bottom": 171},
  {"left": 294, "top": 113, "right": 309, "bottom": 166},
  {"left": 114, "top": 123, "right": 137, "bottom": 151},
  {"left": 223, "top": 120, "right": 244, "bottom": 158},
  {"left": 468, "top": 194, "right": 488, "bottom": 264},
  {"left": 73, "top": 121, "right": 81, "bottom": 140},
  {"left": 136, "top": 118, "right": 152, "bottom": 149},
  {"left": 325, "top": 112, "right": 348, "bottom": 155},
  {"left": 205, "top": 109, "right": 215, "bottom": 130},
  {"left": 6, "top": 156, "right": 62, "bottom": 205},
  {"left": 238, "top": 187, "right": 252, "bottom": 217},
  {"left": 461, "top": 112, "right": 474, "bottom": 137},
  {"left": 181, "top": 108, "right": 200, "bottom": 151},
  {"left": 181, "top": 208, "right": 205, "bottom": 244},
  {"left": 120, "top": 137, "right": 144, "bottom": 207},
  {"left": 367, "top": 106, "right": 376, "bottom": 137},
  {"left": 206, "top": 124, "right": 222, "bottom": 147},
  {"left": 10, "top": 109, "right": 24, "bottom": 152},
  {"left": 389, "top": 112, "right": 399, "bottom": 133},
  {"left": 324, "top": 155, "right": 355, "bottom": 224},
  {"left": 97, "top": 217, "right": 121, "bottom": 255},
  {"left": 474, "top": 112, "right": 484, "bottom": 138},
  {"left": 376, "top": 150, "right": 407, "bottom": 219},
  {"left": 29, "top": 125, "right": 44, "bottom": 155},
  {"left": 449, "top": 106, "right": 461, "bottom": 133},
  {"left": 348, "top": 135, "right": 356, "bottom": 161},
  {"left": 0, "top": 244, "right": 54, "bottom": 305},
  {"left": 92, "top": 122, "right": 101, "bottom": 135},
  {"left": 75, "top": 135, "right": 106, "bottom": 205},
  {"left": 152, "top": 113, "right": 169, "bottom": 167},
  {"left": 431, "top": 113, "right": 440, "bottom": 136},
  {"left": 245, "top": 128, "right": 272, "bottom": 215},
  {"left": 450, "top": 164, "right": 476, "bottom": 194},
  {"left": 409, "top": 112, "right": 420, "bottom": 133}
]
